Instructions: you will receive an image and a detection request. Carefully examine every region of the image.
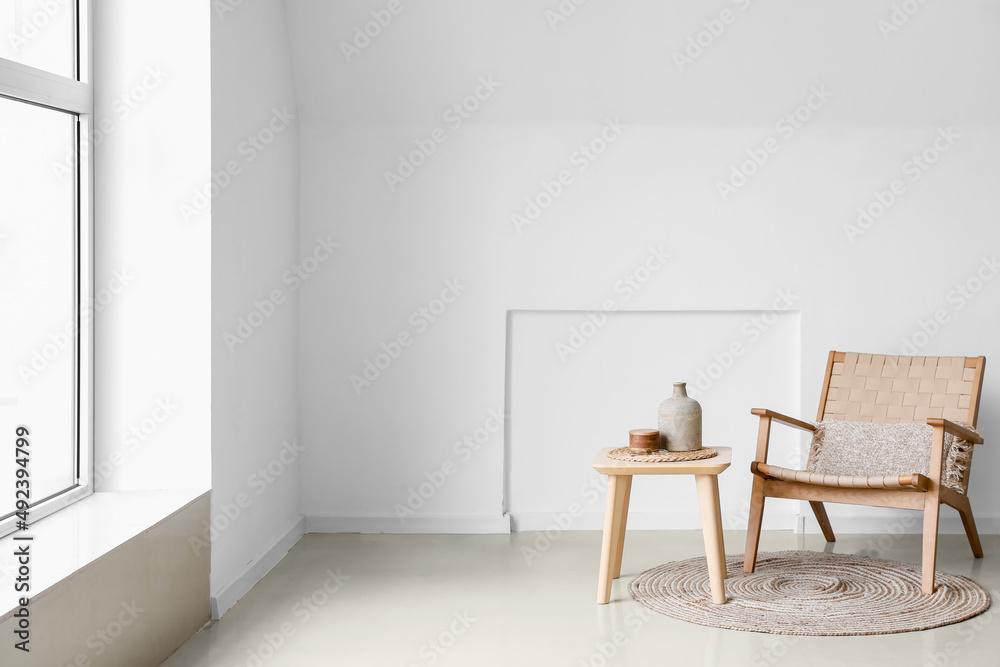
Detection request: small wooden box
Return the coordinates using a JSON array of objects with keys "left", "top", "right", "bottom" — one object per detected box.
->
[{"left": 629, "top": 429, "right": 659, "bottom": 452}]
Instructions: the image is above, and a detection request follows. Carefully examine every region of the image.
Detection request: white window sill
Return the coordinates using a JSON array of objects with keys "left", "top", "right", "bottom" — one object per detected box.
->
[{"left": 0, "top": 489, "right": 208, "bottom": 621}]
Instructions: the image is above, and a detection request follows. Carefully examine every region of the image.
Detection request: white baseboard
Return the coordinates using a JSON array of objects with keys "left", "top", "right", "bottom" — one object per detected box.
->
[
  {"left": 306, "top": 513, "right": 511, "bottom": 534},
  {"left": 800, "top": 514, "right": 1000, "bottom": 536},
  {"left": 301, "top": 511, "right": 1000, "bottom": 537},
  {"left": 211, "top": 515, "right": 306, "bottom": 620},
  {"left": 307, "top": 511, "right": 796, "bottom": 534},
  {"left": 509, "top": 510, "right": 798, "bottom": 532}
]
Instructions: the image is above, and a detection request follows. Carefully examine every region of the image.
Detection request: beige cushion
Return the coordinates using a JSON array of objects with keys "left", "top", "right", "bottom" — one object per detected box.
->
[{"left": 806, "top": 420, "right": 976, "bottom": 494}]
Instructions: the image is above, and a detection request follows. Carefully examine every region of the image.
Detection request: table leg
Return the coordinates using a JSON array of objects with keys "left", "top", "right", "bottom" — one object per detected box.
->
[
  {"left": 597, "top": 474, "right": 629, "bottom": 604},
  {"left": 611, "top": 475, "right": 632, "bottom": 579},
  {"left": 695, "top": 474, "right": 728, "bottom": 604}
]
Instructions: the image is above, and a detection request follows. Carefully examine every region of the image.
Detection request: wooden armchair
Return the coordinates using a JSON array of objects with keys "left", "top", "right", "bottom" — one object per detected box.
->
[{"left": 744, "top": 351, "right": 986, "bottom": 594}]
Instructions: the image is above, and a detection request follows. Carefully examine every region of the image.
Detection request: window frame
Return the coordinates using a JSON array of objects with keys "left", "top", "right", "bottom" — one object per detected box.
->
[{"left": 0, "top": 0, "right": 93, "bottom": 537}]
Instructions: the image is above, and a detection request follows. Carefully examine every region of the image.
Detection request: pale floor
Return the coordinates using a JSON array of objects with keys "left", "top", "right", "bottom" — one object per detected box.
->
[{"left": 160, "top": 531, "right": 1000, "bottom": 667}]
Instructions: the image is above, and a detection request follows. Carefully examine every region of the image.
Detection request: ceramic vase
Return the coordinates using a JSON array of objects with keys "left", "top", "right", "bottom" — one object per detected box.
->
[{"left": 658, "top": 382, "right": 702, "bottom": 452}]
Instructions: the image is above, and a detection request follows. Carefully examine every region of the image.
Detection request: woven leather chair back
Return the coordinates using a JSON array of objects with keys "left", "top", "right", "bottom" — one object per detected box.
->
[{"left": 817, "top": 351, "right": 985, "bottom": 427}]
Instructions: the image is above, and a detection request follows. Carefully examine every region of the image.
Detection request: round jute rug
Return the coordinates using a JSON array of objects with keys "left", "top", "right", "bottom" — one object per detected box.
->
[{"left": 629, "top": 551, "right": 990, "bottom": 635}]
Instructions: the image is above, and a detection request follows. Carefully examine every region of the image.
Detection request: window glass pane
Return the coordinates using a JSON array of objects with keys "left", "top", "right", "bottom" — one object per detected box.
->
[
  {"left": 0, "top": 96, "right": 77, "bottom": 518},
  {"left": 0, "top": 0, "right": 76, "bottom": 79}
]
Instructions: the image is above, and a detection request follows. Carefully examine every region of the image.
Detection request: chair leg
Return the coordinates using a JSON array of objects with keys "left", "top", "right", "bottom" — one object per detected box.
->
[
  {"left": 809, "top": 501, "right": 836, "bottom": 542},
  {"left": 743, "top": 476, "right": 766, "bottom": 574},
  {"left": 954, "top": 494, "right": 984, "bottom": 558},
  {"left": 921, "top": 494, "right": 941, "bottom": 595}
]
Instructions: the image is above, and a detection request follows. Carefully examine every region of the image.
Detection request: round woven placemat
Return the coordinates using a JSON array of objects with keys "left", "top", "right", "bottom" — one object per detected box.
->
[
  {"left": 608, "top": 447, "right": 717, "bottom": 462},
  {"left": 630, "top": 551, "right": 990, "bottom": 635}
]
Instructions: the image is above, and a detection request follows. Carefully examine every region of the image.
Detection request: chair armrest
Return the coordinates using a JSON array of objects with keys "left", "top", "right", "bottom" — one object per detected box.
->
[
  {"left": 926, "top": 418, "right": 983, "bottom": 444},
  {"left": 750, "top": 409, "right": 816, "bottom": 432},
  {"left": 750, "top": 408, "right": 815, "bottom": 463}
]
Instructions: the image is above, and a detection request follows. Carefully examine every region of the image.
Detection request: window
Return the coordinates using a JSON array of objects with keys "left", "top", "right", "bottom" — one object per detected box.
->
[{"left": 0, "top": 0, "right": 92, "bottom": 537}]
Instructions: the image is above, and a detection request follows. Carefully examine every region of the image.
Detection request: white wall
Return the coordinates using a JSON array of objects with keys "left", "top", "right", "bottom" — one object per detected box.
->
[
  {"left": 287, "top": 0, "right": 1000, "bottom": 534},
  {"left": 210, "top": 0, "right": 303, "bottom": 616},
  {"left": 94, "top": 0, "right": 211, "bottom": 492}
]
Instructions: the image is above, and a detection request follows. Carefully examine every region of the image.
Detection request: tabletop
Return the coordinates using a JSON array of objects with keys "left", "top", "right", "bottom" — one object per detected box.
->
[{"left": 592, "top": 446, "right": 732, "bottom": 476}]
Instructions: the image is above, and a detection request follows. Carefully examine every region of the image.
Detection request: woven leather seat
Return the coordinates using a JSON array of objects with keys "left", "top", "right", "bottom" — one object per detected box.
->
[
  {"left": 750, "top": 461, "right": 930, "bottom": 492},
  {"left": 743, "top": 351, "right": 986, "bottom": 595}
]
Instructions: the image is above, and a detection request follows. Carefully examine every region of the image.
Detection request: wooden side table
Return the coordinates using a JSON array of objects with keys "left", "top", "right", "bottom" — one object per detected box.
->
[{"left": 592, "top": 446, "right": 732, "bottom": 605}]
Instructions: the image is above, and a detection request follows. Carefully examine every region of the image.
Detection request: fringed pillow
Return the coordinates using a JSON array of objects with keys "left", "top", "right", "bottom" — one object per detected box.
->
[{"left": 806, "top": 420, "right": 977, "bottom": 494}]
